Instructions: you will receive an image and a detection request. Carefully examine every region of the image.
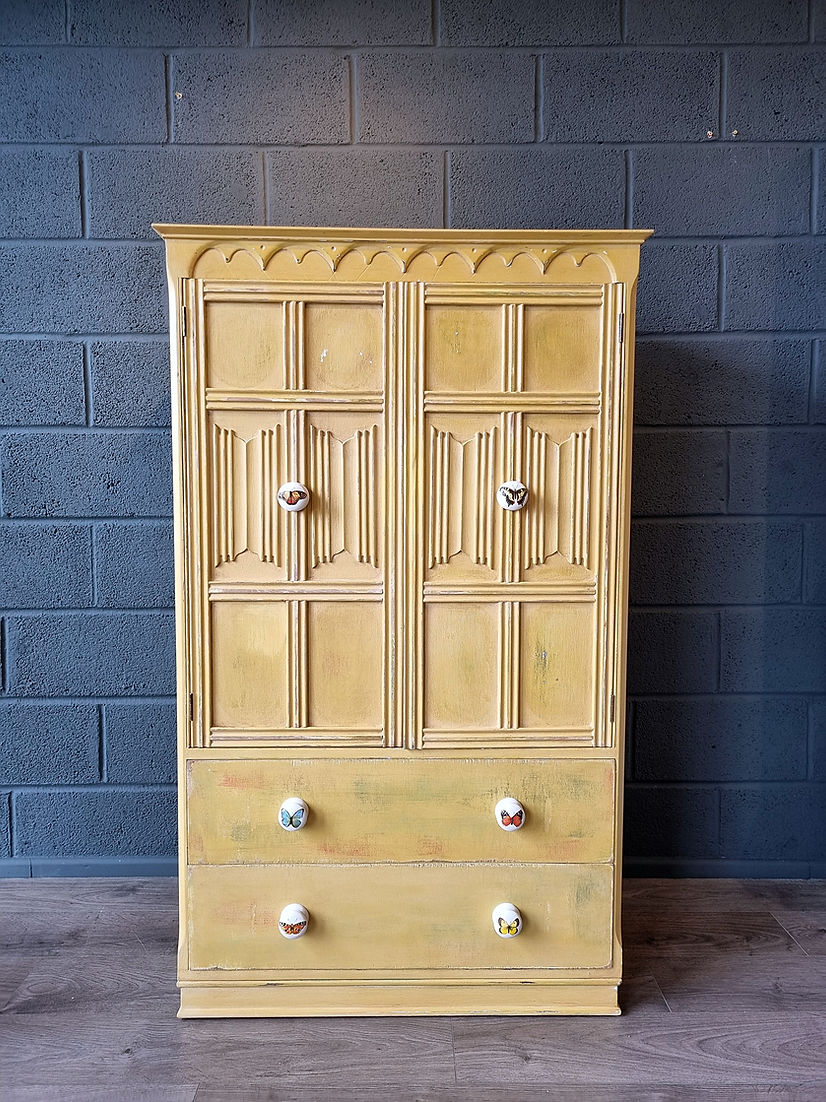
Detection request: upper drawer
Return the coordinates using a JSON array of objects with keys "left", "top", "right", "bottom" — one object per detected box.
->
[{"left": 187, "top": 757, "right": 615, "bottom": 865}]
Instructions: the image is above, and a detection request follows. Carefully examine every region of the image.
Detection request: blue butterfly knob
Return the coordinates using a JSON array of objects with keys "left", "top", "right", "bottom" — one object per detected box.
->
[
  {"left": 492, "top": 902, "right": 523, "bottom": 938},
  {"left": 279, "top": 903, "right": 309, "bottom": 939},
  {"left": 279, "top": 797, "right": 308, "bottom": 831},
  {"left": 495, "top": 797, "right": 525, "bottom": 831}
]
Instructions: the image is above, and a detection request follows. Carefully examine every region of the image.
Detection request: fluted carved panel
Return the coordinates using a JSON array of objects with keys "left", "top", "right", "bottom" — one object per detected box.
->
[
  {"left": 428, "top": 426, "right": 498, "bottom": 570},
  {"left": 523, "top": 427, "right": 591, "bottom": 571},
  {"left": 211, "top": 423, "right": 287, "bottom": 568},
  {"left": 308, "top": 424, "right": 379, "bottom": 569}
]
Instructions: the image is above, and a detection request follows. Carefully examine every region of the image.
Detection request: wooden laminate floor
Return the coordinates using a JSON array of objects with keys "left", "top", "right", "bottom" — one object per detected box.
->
[{"left": 2, "top": 879, "right": 826, "bottom": 1100}]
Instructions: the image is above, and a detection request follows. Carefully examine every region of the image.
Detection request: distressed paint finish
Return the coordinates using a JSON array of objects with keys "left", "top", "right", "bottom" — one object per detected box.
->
[
  {"left": 187, "top": 757, "right": 615, "bottom": 865},
  {"left": 156, "top": 225, "right": 648, "bottom": 1017}
]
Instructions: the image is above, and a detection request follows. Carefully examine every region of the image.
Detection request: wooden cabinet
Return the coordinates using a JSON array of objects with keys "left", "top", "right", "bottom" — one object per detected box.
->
[{"left": 155, "top": 225, "right": 650, "bottom": 1018}]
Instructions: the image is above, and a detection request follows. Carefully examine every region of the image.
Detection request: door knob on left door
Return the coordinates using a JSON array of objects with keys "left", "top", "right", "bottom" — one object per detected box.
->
[
  {"left": 494, "top": 797, "right": 525, "bottom": 831},
  {"left": 492, "top": 902, "right": 523, "bottom": 938},
  {"left": 278, "top": 903, "right": 309, "bottom": 939},
  {"left": 277, "top": 481, "right": 310, "bottom": 511}
]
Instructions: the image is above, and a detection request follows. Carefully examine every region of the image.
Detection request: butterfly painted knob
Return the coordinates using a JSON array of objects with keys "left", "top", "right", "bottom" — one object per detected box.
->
[
  {"left": 497, "top": 480, "right": 528, "bottom": 511},
  {"left": 279, "top": 796, "right": 308, "bottom": 831},
  {"left": 495, "top": 797, "right": 525, "bottom": 832},
  {"left": 492, "top": 902, "right": 523, "bottom": 938},
  {"left": 278, "top": 903, "right": 309, "bottom": 939},
  {"left": 277, "top": 481, "right": 310, "bottom": 512}
]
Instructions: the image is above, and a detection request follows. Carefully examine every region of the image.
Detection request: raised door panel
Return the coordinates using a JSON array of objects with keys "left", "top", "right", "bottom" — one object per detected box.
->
[
  {"left": 522, "top": 301, "right": 603, "bottom": 394},
  {"left": 303, "top": 302, "right": 383, "bottom": 392},
  {"left": 205, "top": 300, "right": 284, "bottom": 391}
]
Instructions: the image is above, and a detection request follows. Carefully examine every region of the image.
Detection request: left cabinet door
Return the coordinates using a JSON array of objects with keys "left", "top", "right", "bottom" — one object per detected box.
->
[{"left": 183, "top": 280, "right": 390, "bottom": 748}]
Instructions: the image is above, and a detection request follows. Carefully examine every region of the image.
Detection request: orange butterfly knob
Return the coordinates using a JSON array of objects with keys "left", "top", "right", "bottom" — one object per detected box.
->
[
  {"left": 278, "top": 903, "right": 309, "bottom": 939},
  {"left": 492, "top": 902, "right": 523, "bottom": 938},
  {"left": 495, "top": 797, "right": 525, "bottom": 831},
  {"left": 277, "top": 481, "right": 310, "bottom": 512}
]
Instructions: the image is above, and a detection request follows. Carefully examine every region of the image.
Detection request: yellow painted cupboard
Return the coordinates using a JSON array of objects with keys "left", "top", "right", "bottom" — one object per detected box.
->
[{"left": 155, "top": 225, "right": 651, "bottom": 1018}]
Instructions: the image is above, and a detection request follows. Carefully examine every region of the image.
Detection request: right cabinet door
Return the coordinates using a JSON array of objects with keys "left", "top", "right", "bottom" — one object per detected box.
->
[{"left": 420, "top": 284, "right": 622, "bottom": 749}]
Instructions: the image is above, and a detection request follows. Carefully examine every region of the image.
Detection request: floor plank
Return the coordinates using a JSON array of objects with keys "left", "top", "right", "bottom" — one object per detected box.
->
[
  {"left": 451, "top": 1012, "right": 826, "bottom": 1087},
  {"left": 770, "top": 909, "right": 826, "bottom": 956}
]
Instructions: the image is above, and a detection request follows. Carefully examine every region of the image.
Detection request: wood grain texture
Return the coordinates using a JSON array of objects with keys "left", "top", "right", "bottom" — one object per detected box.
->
[{"left": 3, "top": 878, "right": 826, "bottom": 1093}]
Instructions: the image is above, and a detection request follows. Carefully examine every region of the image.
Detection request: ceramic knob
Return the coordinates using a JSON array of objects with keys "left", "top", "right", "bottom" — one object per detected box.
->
[
  {"left": 277, "top": 481, "right": 310, "bottom": 512},
  {"left": 497, "top": 480, "right": 528, "bottom": 511},
  {"left": 278, "top": 903, "right": 309, "bottom": 939},
  {"left": 492, "top": 902, "right": 523, "bottom": 938},
  {"left": 495, "top": 797, "right": 525, "bottom": 831},
  {"left": 279, "top": 796, "right": 308, "bottom": 831}
]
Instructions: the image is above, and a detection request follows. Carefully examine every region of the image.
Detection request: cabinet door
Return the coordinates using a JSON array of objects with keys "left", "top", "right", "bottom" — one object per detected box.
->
[
  {"left": 194, "top": 285, "right": 389, "bottom": 747},
  {"left": 420, "top": 285, "right": 620, "bottom": 749}
]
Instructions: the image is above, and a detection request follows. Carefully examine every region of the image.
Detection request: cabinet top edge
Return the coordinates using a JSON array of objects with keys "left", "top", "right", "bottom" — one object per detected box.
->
[{"left": 152, "top": 224, "right": 654, "bottom": 245}]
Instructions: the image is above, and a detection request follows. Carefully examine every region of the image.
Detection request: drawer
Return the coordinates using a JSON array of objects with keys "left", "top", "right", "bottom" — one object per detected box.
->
[
  {"left": 187, "top": 861, "right": 613, "bottom": 972},
  {"left": 187, "top": 757, "right": 615, "bottom": 865}
]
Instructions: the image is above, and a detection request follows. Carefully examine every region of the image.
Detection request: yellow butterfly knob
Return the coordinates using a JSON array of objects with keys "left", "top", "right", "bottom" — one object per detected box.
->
[{"left": 492, "top": 902, "right": 522, "bottom": 938}]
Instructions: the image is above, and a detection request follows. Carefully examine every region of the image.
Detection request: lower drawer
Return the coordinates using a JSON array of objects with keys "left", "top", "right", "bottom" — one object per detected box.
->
[{"left": 187, "top": 862, "right": 614, "bottom": 972}]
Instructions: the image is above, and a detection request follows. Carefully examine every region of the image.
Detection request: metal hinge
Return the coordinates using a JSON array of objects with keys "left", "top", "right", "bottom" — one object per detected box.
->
[
  {"left": 182, "top": 305, "right": 187, "bottom": 338},
  {"left": 188, "top": 693, "right": 194, "bottom": 721},
  {"left": 609, "top": 694, "right": 616, "bottom": 723},
  {"left": 618, "top": 313, "right": 625, "bottom": 344}
]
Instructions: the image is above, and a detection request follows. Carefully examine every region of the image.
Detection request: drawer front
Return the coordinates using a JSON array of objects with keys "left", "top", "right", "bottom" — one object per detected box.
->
[
  {"left": 187, "top": 757, "right": 615, "bottom": 865},
  {"left": 187, "top": 862, "right": 613, "bottom": 972}
]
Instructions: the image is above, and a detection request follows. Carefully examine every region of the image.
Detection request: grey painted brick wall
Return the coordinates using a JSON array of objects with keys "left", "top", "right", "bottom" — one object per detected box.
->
[{"left": 0, "top": 0, "right": 824, "bottom": 877}]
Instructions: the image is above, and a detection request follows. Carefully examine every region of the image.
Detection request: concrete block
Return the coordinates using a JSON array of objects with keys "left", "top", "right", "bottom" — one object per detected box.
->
[
  {"left": 634, "top": 146, "right": 810, "bottom": 236},
  {"left": 627, "top": 610, "right": 719, "bottom": 694},
  {"left": 818, "top": 152, "right": 826, "bottom": 233},
  {"left": 0, "top": 49, "right": 166, "bottom": 142},
  {"left": 810, "top": 700, "right": 826, "bottom": 779},
  {"left": 804, "top": 520, "right": 826, "bottom": 603},
  {"left": 69, "top": 0, "right": 246, "bottom": 45},
  {"left": 173, "top": 51, "right": 349, "bottom": 143},
  {"left": 104, "top": 700, "right": 176, "bottom": 784},
  {"left": 95, "top": 522, "right": 174, "bottom": 608},
  {"left": 440, "top": 0, "right": 619, "bottom": 45},
  {"left": 634, "top": 698, "right": 808, "bottom": 782},
  {"left": 721, "top": 784, "right": 826, "bottom": 860},
  {"left": 13, "top": 788, "right": 176, "bottom": 856},
  {"left": 626, "top": 0, "right": 808, "bottom": 43},
  {"left": 817, "top": 0, "right": 826, "bottom": 41},
  {"left": 449, "top": 148, "right": 625, "bottom": 229},
  {"left": 0, "top": 0, "right": 63, "bottom": 44},
  {"left": 630, "top": 520, "right": 802, "bottom": 605},
  {"left": 725, "top": 242, "right": 826, "bottom": 331},
  {"left": 0, "top": 244, "right": 167, "bottom": 334},
  {"left": 811, "top": 342, "right": 826, "bottom": 421},
  {"left": 255, "top": 0, "right": 430, "bottom": 44},
  {"left": 0, "top": 522, "right": 93, "bottom": 608},
  {"left": 631, "top": 430, "right": 727, "bottom": 516},
  {"left": 1, "top": 431, "right": 172, "bottom": 518},
  {"left": 0, "top": 340, "right": 86, "bottom": 426},
  {"left": 635, "top": 337, "right": 810, "bottom": 426},
  {"left": 729, "top": 429, "right": 826, "bottom": 513},
  {"left": 358, "top": 51, "right": 534, "bottom": 143},
  {"left": 86, "top": 149, "right": 264, "bottom": 240},
  {"left": 6, "top": 611, "right": 176, "bottom": 696},
  {"left": 728, "top": 49, "right": 826, "bottom": 140},
  {"left": 636, "top": 242, "right": 718, "bottom": 334},
  {"left": 0, "top": 793, "right": 9, "bottom": 858},
  {"left": 265, "top": 149, "right": 443, "bottom": 227},
  {"left": 90, "top": 341, "right": 170, "bottom": 427},
  {"left": 0, "top": 150, "right": 81, "bottom": 238},
  {"left": 721, "top": 609, "right": 826, "bottom": 693},
  {"left": 624, "top": 784, "right": 720, "bottom": 859},
  {"left": 0, "top": 702, "right": 99, "bottom": 784},
  {"left": 543, "top": 49, "right": 718, "bottom": 141}
]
